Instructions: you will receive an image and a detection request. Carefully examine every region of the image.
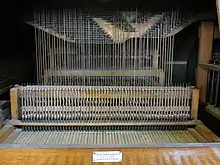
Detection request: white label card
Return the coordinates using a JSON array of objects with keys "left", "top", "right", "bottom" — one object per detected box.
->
[{"left": 92, "top": 151, "right": 123, "bottom": 163}]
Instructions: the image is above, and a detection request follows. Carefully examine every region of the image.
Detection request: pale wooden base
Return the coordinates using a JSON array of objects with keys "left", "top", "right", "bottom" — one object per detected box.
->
[{"left": 0, "top": 147, "right": 220, "bottom": 165}]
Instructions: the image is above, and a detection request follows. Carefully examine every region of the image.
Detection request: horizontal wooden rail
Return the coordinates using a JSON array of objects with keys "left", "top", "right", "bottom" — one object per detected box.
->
[
  {"left": 9, "top": 119, "right": 198, "bottom": 127},
  {"left": 199, "top": 62, "right": 220, "bottom": 72},
  {"left": 206, "top": 105, "right": 220, "bottom": 120}
]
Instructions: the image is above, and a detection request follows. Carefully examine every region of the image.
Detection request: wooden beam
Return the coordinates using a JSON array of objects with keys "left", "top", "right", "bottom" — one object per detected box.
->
[
  {"left": 196, "top": 22, "right": 214, "bottom": 102},
  {"left": 10, "top": 87, "right": 19, "bottom": 119},
  {"left": 191, "top": 89, "right": 199, "bottom": 120},
  {"left": 9, "top": 119, "right": 198, "bottom": 127},
  {"left": 199, "top": 62, "right": 220, "bottom": 72}
]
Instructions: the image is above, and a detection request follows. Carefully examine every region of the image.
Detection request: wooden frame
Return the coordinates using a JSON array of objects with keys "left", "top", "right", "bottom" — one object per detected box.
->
[
  {"left": 191, "top": 89, "right": 199, "bottom": 120},
  {"left": 196, "top": 22, "right": 214, "bottom": 102},
  {"left": 9, "top": 86, "right": 199, "bottom": 126},
  {"left": 3, "top": 86, "right": 217, "bottom": 144},
  {"left": 2, "top": 85, "right": 219, "bottom": 164}
]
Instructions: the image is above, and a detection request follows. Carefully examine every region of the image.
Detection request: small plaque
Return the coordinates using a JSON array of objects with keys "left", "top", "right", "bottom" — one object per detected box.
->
[{"left": 92, "top": 151, "right": 122, "bottom": 163}]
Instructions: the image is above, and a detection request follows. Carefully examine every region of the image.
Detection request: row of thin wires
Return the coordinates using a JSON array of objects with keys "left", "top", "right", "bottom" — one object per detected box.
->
[
  {"left": 7, "top": 128, "right": 197, "bottom": 144},
  {"left": 30, "top": 9, "right": 191, "bottom": 133},
  {"left": 20, "top": 86, "right": 191, "bottom": 124},
  {"left": 33, "top": 9, "right": 183, "bottom": 86}
]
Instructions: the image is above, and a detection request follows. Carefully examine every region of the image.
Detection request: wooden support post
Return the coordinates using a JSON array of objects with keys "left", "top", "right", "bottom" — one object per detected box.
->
[
  {"left": 10, "top": 87, "right": 19, "bottom": 119},
  {"left": 196, "top": 22, "right": 214, "bottom": 102},
  {"left": 191, "top": 89, "right": 199, "bottom": 120}
]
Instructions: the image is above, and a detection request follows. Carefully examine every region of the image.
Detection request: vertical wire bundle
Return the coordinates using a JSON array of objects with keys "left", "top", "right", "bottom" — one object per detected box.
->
[{"left": 32, "top": 9, "right": 185, "bottom": 86}]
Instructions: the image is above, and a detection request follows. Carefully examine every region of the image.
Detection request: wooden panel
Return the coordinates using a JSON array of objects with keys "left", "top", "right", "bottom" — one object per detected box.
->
[
  {"left": 191, "top": 89, "right": 199, "bottom": 120},
  {"left": 196, "top": 22, "right": 214, "bottom": 102},
  {"left": 195, "top": 122, "right": 220, "bottom": 142},
  {"left": 10, "top": 87, "right": 19, "bottom": 119},
  {"left": 0, "top": 126, "right": 14, "bottom": 143},
  {"left": 0, "top": 147, "right": 220, "bottom": 165}
]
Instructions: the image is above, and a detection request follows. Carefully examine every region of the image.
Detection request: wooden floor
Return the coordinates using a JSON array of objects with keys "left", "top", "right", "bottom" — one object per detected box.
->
[{"left": 0, "top": 147, "right": 220, "bottom": 165}]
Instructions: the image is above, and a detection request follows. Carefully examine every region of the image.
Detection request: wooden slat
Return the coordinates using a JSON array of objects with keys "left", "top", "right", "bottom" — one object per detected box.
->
[
  {"left": 0, "top": 147, "right": 220, "bottom": 165},
  {"left": 205, "top": 105, "right": 220, "bottom": 120},
  {"left": 10, "top": 87, "right": 19, "bottom": 119},
  {"left": 195, "top": 122, "right": 220, "bottom": 142},
  {"left": 0, "top": 126, "right": 14, "bottom": 143},
  {"left": 199, "top": 62, "right": 220, "bottom": 72},
  {"left": 196, "top": 22, "right": 214, "bottom": 102},
  {"left": 191, "top": 89, "right": 199, "bottom": 120},
  {"left": 9, "top": 119, "right": 198, "bottom": 127},
  {"left": 188, "top": 128, "right": 207, "bottom": 142}
]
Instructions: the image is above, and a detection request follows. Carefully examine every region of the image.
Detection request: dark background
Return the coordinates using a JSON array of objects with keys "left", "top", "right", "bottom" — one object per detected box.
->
[
  {"left": 0, "top": 0, "right": 215, "bottom": 85},
  {"left": 0, "top": 0, "right": 219, "bottom": 133}
]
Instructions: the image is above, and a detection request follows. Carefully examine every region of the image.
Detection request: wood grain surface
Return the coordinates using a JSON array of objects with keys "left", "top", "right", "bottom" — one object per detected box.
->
[{"left": 0, "top": 147, "right": 220, "bottom": 165}]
